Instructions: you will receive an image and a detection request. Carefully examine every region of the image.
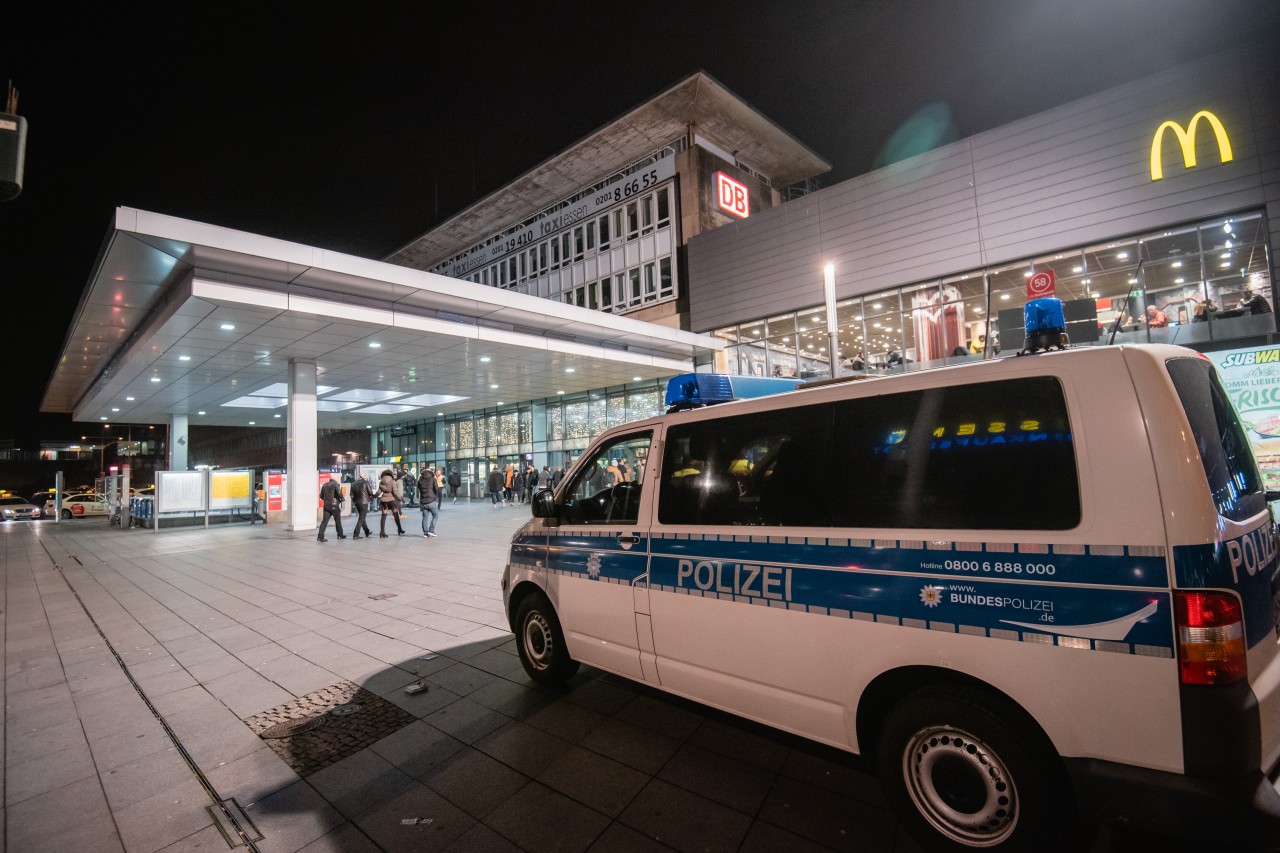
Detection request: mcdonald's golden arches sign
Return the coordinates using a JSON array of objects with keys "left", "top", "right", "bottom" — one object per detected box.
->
[{"left": 1150, "top": 110, "right": 1233, "bottom": 180}]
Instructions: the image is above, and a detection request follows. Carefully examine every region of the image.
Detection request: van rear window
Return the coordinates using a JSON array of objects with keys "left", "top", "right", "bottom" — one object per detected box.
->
[
  {"left": 1166, "top": 357, "right": 1265, "bottom": 522},
  {"left": 658, "top": 376, "right": 1080, "bottom": 530}
]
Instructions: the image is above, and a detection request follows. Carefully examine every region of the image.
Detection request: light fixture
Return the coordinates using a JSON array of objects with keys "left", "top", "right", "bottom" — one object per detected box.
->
[
  {"left": 150, "top": 376, "right": 161, "bottom": 382},
  {"left": 366, "top": 425, "right": 372, "bottom": 429},
  {"left": 490, "top": 384, "right": 499, "bottom": 389},
  {"left": 1000, "top": 294, "right": 1011, "bottom": 301},
  {"left": 248, "top": 421, "right": 255, "bottom": 425},
  {"left": 197, "top": 411, "right": 206, "bottom": 415},
  {"left": 633, "top": 376, "right": 642, "bottom": 381},
  {"left": 1117, "top": 252, "right": 1129, "bottom": 260},
  {"left": 368, "top": 342, "right": 381, "bottom": 348},
  {"left": 220, "top": 323, "right": 236, "bottom": 331},
  {"left": 1172, "top": 261, "right": 1183, "bottom": 268},
  {"left": 274, "top": 414, "right": 281, "bottom": 418},
  {"left": 480, "top": 356, "right": 491, "bottom": 363},
  {"left": 179, "top": 355, "right": 191, "bottom": 362},
  {"left": 126, "top": 396, "right": 135, "bottom": 401},
  {"left": 565, "top": 368, "right": 575, "bottom": 373},
  {"left": 557, "top": 390, "right": 564, "bottom": 395},
  {"left": 1175, "top": 277, "right": 1185, "bottom": 284},
  {"left": 111, "top": 407, "right": 119, "bottom": 412},
  {"left": 100, "top": 416, "right": 108, "bottom": 421},
  {"left": 1072, "top": 266, "right": 1083, "bottom": 273}
]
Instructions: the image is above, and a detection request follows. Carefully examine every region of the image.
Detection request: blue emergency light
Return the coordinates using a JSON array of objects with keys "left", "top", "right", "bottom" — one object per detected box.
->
[
  {"left": 664, "top": 374, "right": 803, "bottom": 412},
  {"left": 1020, "top": 296, "right": 1070, "bottom": 355}
]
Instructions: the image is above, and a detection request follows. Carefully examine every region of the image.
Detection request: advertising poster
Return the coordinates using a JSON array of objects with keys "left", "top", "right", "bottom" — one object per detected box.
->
[
  {"left": 210, "top": 470, "right": 252, "bottom": 510},
  {"left": 1210, "top": 344, "right": 1280, "bottom": 489}
]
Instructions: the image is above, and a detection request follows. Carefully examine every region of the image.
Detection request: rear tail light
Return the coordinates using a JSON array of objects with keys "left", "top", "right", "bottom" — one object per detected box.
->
[{"left": 1175, "top": 590, "right": 1247, "bottom": 685}]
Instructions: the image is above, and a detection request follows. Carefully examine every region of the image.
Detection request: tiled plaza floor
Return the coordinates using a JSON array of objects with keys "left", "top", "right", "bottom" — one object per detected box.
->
[{"left": 3, "top": 500, "right": 1174, "bottom": 852}]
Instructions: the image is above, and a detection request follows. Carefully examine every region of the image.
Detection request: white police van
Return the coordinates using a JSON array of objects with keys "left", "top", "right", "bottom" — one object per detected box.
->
[{"left": 501, "top": 343, "right": 1280, "bottom": 851}]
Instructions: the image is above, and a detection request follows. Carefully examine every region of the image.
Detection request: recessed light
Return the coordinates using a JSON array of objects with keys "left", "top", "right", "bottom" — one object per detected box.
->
[
  {"left": 436, "top": 412, "right": 443, "bottom": 416},
  {"left": 366, "top": 425, "right": 372, "bottom": 429},
  {"left": 111, "top": 407, "right": 119, "bottom": 412},
  {"left": 274, "top": 414, "right": 281, "bottom": 418},
  {"left": 1117, "top": 252, "right": 1129, "bottom": 260},
  {"left": 220, "top": 323, "right": 236, "bottom": 331},
  {"left": 100, "top": 416, "right": 108, "bottom": 421},
  {"left": 1172, "top": 261, "right": 1183, "bottom": 268},
  {"left": 1000, "top": 294, "right": 1011, "bottom": 300},
  {"left": 557, "top": 390, "right": 564, "bottom": 395},
  {"left": 565, "top": 368, "right": 575, "bottom": 373},
  {"left": 178, "top": 355, "right": 191, "bottom": 361},
  {"left": 369, "top": 342, "right": 381, "bottom": 348},
  {"left": 248, "top": 421, "right": 255, "bottom": 425},
  {"left": 490, "top": 384, "right": 499, "bottom": 389},
  {"left": 150, "top": 376, "right": 161, "bottom": 382},
  {"left": 1072, "top": 266, "right": 1083, "bottom": 273},
  {"left": 1175, "top": 277, "right": 1185, "bottom": 283},
  {"left": 633, "top": 376, "right": 642, "bottom": 381},
  {"left": 497, "top": 401, "right": 504, "bottom": 405},
  {"left": 197, "top": 411, "right": 206, "bottom": 415},
  {"left": 126, "top": 396, "right": 135, "bottom": 401},
  {"left": 480, "top": 356, "right": 491, "bottom": 363}
]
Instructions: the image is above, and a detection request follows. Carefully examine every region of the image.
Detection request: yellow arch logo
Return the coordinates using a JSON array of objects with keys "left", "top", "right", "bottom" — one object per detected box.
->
[{"left": 1150, "top": 110, "right": 1233, "bottom": 180}]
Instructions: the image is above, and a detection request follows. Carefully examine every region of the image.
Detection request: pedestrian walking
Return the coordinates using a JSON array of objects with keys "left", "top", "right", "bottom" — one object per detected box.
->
[
  {"left": 351, "top": 474, "right": 375, "bottom": 539},
  {"left": 447, "top": 467, "right": 461, "bottom": 503},
  {"left": 538, "top": 465, "right": 553, "bottom": 492},
  {"left": 504, "top": 463, "right": 517, "bottom": 505},
  {"left": 403, "top": 467, "right": 418, "bottom": 508},
  {"left": 378, "top": 469, "right": 405, "bottom": 537},
  {"left": 418, "top": 465, "right": 440, "bottom": 537},
  {"left": 317, "top": 476, "right": 346, "bottom": 542},
  {"left": 523, "top": 463, "right": 538, "bottom": 502},
  {"left": 552, "top": 466, "right": 565, "bottom": 490},
  {"left": 487, "top": 466, "right": 506, "bottom": 507}
]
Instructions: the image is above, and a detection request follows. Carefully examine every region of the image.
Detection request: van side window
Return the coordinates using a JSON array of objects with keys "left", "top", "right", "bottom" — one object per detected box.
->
[
  {"left": 1167, "top": 357, "right": 1265, "bottom": 522},
  {"left": 561, "top": 433, "right": 651, "bottom": 525},
  {"left": 658, "top": 376, "right": 1080, "bottom": 530}
]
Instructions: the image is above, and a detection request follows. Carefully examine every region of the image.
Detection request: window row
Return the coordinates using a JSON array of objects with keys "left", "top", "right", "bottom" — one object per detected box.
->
[
  {"left": 714, "top": 211, "right": 1274, "bottom": 378},
  {"left": 561, "top": 257, "right": 675, "bottom": 311},
  {"left": 460, "top": 185, "right": 672, "bottom": 291}
]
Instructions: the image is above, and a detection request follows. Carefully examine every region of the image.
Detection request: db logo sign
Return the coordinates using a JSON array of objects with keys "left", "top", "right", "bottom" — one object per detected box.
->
[
  {"left": 716, "top": 172, "right": 749, "bottom": 219},
  {"left": 1027, "top": 270, "right": 1056, "bottom": 299}
]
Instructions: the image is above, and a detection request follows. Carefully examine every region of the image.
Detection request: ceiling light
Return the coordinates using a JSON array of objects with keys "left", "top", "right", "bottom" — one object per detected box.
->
[
  {"left": 150, "top": 376, "right": 161, "bottom": 382},
  {"left": 1091, "top": 292, "right": 1100, "bottom": 298},
  {"left": 1220, "top": 262, "right": 1231, "bottom": 268},
  {"left": 1023, "top": 271, "right": 1033, "bottom": 278},
  {"left": 198, "top": 411, "right": 206, "bottom": 415},
  {"left": 1172, "top": 261, "right": 1183, "bottom": 268},
  {"left": 1072, "top": 266, "right": 1083, "bottom": 273},
  {"left": 366, "top": 425, "right": 372, "bottom": 429},
  {"left": 248, "top": 421, "right": 255, "bottom": 425},
  {"left": 480, "top": 356, "right": 491, "bottom": 362},
  {"left": 100, "top": 416, "right": 108, "bottom": 421},
  {"left": 497, "top": 401, "right": 504, "bottom": 405},
  {"left": 557, "top": 390, "right": 564, "bottom": 395},
  {"left": 1117, "top": 252, "right": 1129, "bottom": 260},
  {"left": 437, "top": 412, "right": 443, "bottom": 416},
  {"left": 1221, "top": 252, "right": 1231, "bottom": 259},
  {"left": 111, "top": 407, "right": 119, "bottom": 412},
  {"left": 1000, "top": 294, "right": 1011, "bottom": 300},
  {"left": 633, "top": 376, "right": 642, "bottom": 381},
  {"left": 490, "top": 384, "right": 499, "bottom": 389},
  {"left": 178, "top": 355, "right": 191, "bottom": 362},
  {"left": 126, "top": 396, "right": 135, "bottom": 401},
  {"left": 220, "top": 323, "right": 235, "bottom": 331},
  {"left": 872, "top": 303, "right": 882, "bottom": 310},
  {"left": 1175, "top": 277, "right": 1185, "bottom": 283},
  {"left": 274, "top": 414, "right": 281, "bottom": 418},
  {"left": 565, "top": 368, "right": 575, "bottom": 373},
  {"left": 368, "top": 342, "right": 381, "bottom": 348}
]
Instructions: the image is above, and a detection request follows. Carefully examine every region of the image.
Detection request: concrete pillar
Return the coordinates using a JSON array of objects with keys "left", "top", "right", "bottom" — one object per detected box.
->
[
  {"left": 287, "top": 358, "right": 318, "bottom": 532},
  {"left": 169, "top": 414, "right": 189, "bottom": 471}
]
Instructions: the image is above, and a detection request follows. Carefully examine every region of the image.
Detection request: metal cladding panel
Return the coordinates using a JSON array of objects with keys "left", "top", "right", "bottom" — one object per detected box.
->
[{"left": 688, "top": 42, "right": 1279, "bottom": 333}]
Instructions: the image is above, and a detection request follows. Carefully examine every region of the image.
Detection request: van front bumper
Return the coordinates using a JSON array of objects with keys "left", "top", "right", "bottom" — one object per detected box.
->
[{"left": 1066, "top": 757, "right": 1280, "bottom": 849}]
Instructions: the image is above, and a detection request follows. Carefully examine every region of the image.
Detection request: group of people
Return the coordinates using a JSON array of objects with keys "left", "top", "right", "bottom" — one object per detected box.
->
[
  {"left": 318, "top": 464, "right": 463, "bottom": 542},
  {"left": 486, "top": 462, "right": 563, "bottom": 507}
]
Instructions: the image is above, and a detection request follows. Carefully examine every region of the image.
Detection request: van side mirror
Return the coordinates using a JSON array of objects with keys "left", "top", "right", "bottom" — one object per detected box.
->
[
  {"left": 531, "top": 490, "right": 557, "bottom": 520},
  {"left": 1267, "top": 490, "right": 1280, "bottom": 504}
]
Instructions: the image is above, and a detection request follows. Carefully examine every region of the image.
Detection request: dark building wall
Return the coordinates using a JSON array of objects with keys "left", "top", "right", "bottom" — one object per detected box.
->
[
  {"left": 686, "top": 43, "right": 1280, "bottom": 332},
  {"left": 190, "top": 426, "right": 371, "bottom": 471}
]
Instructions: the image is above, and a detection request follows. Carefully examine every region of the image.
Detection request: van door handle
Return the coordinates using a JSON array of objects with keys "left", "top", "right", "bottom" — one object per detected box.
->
[{"left": 618, "top": 534, "right": 640, "bottom": 546}]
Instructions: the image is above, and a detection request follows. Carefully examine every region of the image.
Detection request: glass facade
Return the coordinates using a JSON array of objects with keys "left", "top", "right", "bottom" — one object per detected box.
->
[
  {"left": 714, "top": 211, "right": 1273, "bottom": 376},
  {"left": 368, "top": 381, "right": 666, "bottom": 486}
]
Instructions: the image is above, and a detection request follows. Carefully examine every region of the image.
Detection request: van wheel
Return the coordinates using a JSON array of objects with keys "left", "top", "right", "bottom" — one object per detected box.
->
[
  {"left": 877, "top": 686, "right": 1077, "bottom": 852},
  {"left": 514, "top": 591, "right": 579, "bottom": 685}
]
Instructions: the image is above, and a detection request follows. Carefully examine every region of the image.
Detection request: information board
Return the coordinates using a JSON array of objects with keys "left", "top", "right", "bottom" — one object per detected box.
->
[
  {"left": 210, "top": 470, "right": 252, "bottom": 510},
  {"left": 156, "top": 470, "right": 205, "bottom": 513}
]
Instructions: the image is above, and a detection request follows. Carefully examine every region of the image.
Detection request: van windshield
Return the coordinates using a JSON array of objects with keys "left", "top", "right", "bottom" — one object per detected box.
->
[{"left": 1166, "top": 356, "right": 1266, "bottom": 522}]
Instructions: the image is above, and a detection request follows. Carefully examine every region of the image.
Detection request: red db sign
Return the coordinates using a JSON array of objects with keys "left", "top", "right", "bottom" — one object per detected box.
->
[
  {"left": 1027, "top": 269, "right": 1056, "bottom": 299},
  {"left": 716, "top": 172, "right": 749, "bottom": 219}
]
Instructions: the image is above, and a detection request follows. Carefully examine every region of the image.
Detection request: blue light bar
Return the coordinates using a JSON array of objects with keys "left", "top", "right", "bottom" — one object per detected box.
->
[{"left": 664, "top": 374, "right": 803, "bottom": 411}]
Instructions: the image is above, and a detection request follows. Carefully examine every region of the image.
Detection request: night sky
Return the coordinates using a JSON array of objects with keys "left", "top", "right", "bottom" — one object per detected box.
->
[{"left": 4, "top": 0, "right": 1277, "bottom": 449}]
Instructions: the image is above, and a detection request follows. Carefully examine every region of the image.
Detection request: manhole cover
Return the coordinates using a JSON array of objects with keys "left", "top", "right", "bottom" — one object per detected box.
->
[
  {"left": 330, "top": 704, "right": 362, "bottom": 717},
  {"left": 260, "top": 715, "right": 329, "bottom": 739}
]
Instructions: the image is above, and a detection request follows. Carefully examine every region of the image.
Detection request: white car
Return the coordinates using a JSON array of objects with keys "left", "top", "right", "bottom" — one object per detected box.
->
[
  {"left": 46, "top": 493, "right": 108, "bottom": 520},
  {"left": 0, "top": 496, "right": 40, "bottom": 521}
]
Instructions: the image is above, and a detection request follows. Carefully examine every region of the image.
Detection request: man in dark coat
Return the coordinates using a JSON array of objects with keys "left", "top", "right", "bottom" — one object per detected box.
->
[
  {"left": 318, "top": 477, "right": 345, "bottom": 542},
  {"left": 351, "top": 475, "right": 374, "bottom": 539},
  {"left": 447, "top": 467, "right": 461, "bottom": 503}
]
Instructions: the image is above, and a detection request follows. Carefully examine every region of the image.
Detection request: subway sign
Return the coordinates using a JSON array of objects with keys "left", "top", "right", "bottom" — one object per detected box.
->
[
  {"left": 1150, "top": 110, "right": 1233, "bottom": 181},
  {"left": 716, "top": 171, "right": 750, "bottom": 218}
]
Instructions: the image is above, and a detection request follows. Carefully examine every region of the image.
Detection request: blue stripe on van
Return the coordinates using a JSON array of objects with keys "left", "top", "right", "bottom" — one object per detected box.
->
[{"left": 651, "top": 535, "right": 1168, "bottom": 588}]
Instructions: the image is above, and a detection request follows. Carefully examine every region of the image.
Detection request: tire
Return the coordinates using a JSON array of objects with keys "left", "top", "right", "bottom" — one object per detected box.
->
[
  {"left": 877, "top": 686, "right": 1080, "bottom": 853},
  {"left": 61, "top": 508, "right": 72, "bottom": 520},
  {"left": 514, "top": 591, "right": 579, "bottom": 685}
]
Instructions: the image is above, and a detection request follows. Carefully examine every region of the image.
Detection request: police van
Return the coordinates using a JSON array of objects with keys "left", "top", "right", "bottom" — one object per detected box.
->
[{"left": 501, "top": 343, "right": 1280, "bottom": 851}]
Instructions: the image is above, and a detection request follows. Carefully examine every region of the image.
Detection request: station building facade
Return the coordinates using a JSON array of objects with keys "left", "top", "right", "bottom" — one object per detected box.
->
[{"left": 365, "top": 43, "right": 1279, "bottom": 481}]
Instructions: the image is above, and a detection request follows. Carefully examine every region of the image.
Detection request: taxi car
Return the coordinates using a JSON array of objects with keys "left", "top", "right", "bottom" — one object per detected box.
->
[
  {"left": 45, "top": 493, "right": 108, "bottom": 520},
  {"left": 0, "top": 496, "right": 40, "bottom": 521}
]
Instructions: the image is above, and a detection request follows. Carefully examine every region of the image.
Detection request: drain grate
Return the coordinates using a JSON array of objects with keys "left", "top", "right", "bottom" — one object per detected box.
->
[{"left": 245, "top": 681, "right": 415, "bottom": 776}]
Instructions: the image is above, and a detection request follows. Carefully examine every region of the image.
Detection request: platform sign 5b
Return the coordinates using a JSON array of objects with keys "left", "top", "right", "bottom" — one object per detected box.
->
[
  {"left": 1028, "top": 269, "right": 1055, "bottom": 299},
  {"left": 716, "top": 172, "right": 749, "bottom": 219}
]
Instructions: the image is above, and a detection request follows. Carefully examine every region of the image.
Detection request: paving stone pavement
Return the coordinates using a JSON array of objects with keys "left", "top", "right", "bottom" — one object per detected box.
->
[{"left": 2, "top": 499, "right": 1173, "bottom": 852}]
